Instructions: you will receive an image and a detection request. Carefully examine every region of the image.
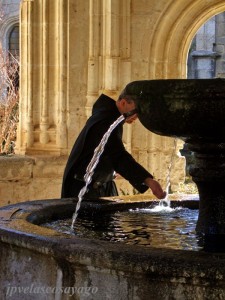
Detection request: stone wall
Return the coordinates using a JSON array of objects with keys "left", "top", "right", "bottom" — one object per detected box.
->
[{"left": 0, "top": 155, "right": 66, "bottom": 206}]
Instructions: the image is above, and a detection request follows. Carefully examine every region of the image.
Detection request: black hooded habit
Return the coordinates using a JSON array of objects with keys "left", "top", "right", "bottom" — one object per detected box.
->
[{"left": 61, "top": 94, "right": 153, "bottom": 198}]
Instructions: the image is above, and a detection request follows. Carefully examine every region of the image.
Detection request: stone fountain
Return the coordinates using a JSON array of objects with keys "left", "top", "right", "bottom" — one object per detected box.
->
[
  {"left": 127, "top": 78, "right": 225, "bottom": 252},
  {"left": 1, "top": 79, "right": 225, "bottom": 299}
]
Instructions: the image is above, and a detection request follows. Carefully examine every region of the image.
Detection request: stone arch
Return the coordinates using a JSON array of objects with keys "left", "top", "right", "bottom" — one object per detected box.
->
[
  {"left": 0, "top": 15, "right": 19, "bottom": 53},
  {"left": 8, "top": 25, "right": 19, "bottom": 56},
  {"left": 149, "top": 0, "right": 225, "bottom": 78},
  {"left": 133, "top": 0, "right": 225, "bottom": 192}
]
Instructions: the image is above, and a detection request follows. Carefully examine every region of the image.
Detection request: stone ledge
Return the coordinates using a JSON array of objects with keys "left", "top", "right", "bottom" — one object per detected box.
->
[
  {"left": 0, "top": 155, "right": 67, "bottom": 205},
  {"left": 0, "top": 155, "right": 34, "bottom": 181},
  {"left": 0, "top": 155, "right": 67, "bottom": 181}
]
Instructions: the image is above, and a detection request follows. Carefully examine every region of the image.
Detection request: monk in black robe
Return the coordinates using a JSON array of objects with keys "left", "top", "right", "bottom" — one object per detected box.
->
[{"left": 61, "top": 90, "right": 166, "bottom": 199}]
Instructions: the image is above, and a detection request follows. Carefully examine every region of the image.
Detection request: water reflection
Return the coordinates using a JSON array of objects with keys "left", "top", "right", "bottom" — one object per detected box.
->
[{"left": 43, "top": 207, "right": 203, "bottom": 251}]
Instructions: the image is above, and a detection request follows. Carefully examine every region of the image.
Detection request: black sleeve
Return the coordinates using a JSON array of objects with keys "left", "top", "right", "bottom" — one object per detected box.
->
[{"left": 104, "top": 122, "right": 154, "bottom": 193}]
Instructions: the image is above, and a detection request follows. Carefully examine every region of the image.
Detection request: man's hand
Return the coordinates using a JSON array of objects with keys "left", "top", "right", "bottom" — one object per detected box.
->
[{"left": 144, "top": 177, "right": 167, "bottom": 199}]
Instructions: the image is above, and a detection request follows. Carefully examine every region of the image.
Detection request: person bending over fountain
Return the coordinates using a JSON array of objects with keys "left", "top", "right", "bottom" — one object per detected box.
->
[{"left": 61, "top": 87, "right": 166, "bottom": 200}]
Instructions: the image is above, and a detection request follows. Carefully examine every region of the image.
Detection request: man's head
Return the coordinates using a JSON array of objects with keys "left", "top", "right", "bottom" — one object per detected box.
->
[{"left": 116, "top": 90, "right": 138, "bottom": 124}]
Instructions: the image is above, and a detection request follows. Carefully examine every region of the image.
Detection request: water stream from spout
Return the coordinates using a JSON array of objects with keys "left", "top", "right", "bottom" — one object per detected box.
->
[
  {"left": 71, "top": 114, "right": 125, "bottom": 229},
  {"left": 159, "top": 138, "right": 177, "bottom": 208}
]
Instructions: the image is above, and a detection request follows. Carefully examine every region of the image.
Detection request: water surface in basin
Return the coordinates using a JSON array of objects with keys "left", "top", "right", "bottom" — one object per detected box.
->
[{"left": 43, "top": 206, "right": 203, "bottom": 251}]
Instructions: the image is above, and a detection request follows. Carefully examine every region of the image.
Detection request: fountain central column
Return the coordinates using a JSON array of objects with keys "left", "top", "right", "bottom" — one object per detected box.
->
[{"left": 188, "top": 140, "right": 225, "bottom": 251}]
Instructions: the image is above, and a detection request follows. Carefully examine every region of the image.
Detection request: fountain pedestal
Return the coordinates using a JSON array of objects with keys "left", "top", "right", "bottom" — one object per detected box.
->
[
  {"left": 188, "top": 141, "right": 225, "bottom": 251},
  {"left": 126, "top": 78, "right": 225, "bottom": 252}
]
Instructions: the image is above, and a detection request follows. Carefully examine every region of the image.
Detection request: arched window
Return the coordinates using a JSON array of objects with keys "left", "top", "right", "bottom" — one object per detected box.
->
[
  {"left": 8, "top": 25, "right": 19, "bottom": 89},
  {"left": 8, "top": 25, "right": 19, "bottom": 58}
]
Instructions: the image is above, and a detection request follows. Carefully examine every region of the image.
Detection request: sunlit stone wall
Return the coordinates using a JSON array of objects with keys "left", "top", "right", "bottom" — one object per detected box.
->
[{"left": 1, "top": 0, "right": 225, "bottom": 204}]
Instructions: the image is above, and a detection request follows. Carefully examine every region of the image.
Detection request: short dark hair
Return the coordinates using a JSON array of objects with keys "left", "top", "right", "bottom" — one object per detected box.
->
[{"left": 118, "top": 89, "right": 138, "bottom": 103}]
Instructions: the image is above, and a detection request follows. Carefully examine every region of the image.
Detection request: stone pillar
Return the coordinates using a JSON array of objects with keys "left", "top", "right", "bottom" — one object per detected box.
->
[
  {"left": 86, "top": 0, "right": 100, "bottom": 117},
  {"left": 119, "top": 0, "right": 131, "bottom": 87},
  {"left": 102, "top": 0, "right": 120, "bottom": 97},
  {"left": 18, "top": 0, "right": 34, "bottom": 152},
  {"left": 55, "top": 0, "right": 68, "bottom": 150},
  {"left": 17, "top": 0, "right": 69, "bottom": 155},
  {"left": 39, "top": 0, "right": 49, "bottom": 144}
]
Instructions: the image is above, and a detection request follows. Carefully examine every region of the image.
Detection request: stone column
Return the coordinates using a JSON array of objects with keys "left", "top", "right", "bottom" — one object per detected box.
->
[
  {"left": 116, "top": 0, "right": 132, "bottom": 161},
  {"left": 17, "top": 0, "right": 69, "bottom": 155},
  {"left": 39, "top": 0, "right": 50, "bottom": 144},
  {"left": 119, "top": 0, "right": 131, "bottom": 87},
  {"left": 18, "top": 0, "right": 34, "bottom": 151},
  {"left": 102, "top": 0, "right": 120, "bottom": 97},
  {"left": 55, "top": 0, "right": 68, "bottom": 150},
  {"left": 86, "top": 0, "right": 100, "bottom": 117}
]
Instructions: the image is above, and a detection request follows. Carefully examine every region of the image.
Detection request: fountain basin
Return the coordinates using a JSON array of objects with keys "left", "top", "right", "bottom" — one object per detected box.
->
[
  {"left": 127, "top": 78, "right": 225, "bottom": 142},
  {"left": 1, "top": 197, "right": 225, "bottom": 299}
]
